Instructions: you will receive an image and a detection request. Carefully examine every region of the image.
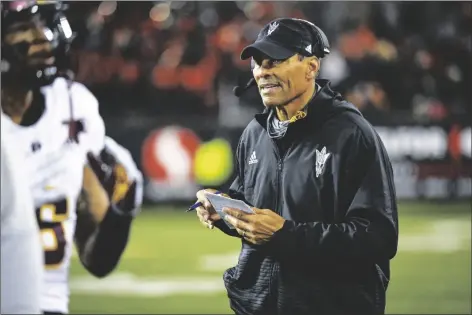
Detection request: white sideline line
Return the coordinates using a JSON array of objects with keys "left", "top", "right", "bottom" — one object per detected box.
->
[
  {"left": 399, "top": 220, "right": 470, "bottom": 252},
  {"left": 70, "top": 273, "right": 225, "bottom": 297}
]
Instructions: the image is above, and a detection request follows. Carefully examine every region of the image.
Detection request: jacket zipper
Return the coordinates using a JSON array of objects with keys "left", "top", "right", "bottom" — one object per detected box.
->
[
  {"left": 274, "top": 160, "right": 283, "bottom": 214},
  {"left": 270, "top": 139, "right": 284, "bottom": 214},
  {"left": 269, "top": 139, "right": 285, "bottom": 310}
]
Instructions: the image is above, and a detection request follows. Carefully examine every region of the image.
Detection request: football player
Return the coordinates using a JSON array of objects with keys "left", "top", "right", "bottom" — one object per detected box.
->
[{"left": 1, "top": 1, "right": 143, "bottom": 314}]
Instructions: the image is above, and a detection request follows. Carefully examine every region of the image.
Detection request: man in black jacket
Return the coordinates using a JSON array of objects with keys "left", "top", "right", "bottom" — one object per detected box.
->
[{"left": 194, "top": 18, "right": 399, "bottom": 315}]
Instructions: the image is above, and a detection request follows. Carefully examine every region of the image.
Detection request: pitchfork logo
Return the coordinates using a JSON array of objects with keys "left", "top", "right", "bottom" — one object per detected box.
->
[
  {"left": 315, "top": 146, "right": 331, "bottom": 178},
  {"left": 267, "top": 22, "right": 279, "bottom": 36}
]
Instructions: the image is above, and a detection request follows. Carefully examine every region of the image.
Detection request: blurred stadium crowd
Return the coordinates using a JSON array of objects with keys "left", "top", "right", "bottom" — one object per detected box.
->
[{"left": 66, "top": 1, "right": 471, "bottom": 123}]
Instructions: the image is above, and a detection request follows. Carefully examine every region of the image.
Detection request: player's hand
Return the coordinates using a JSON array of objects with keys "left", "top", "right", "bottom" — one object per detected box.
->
[
  {"left": 223, "top": 207, "right": 285, "bottom": 245},
  {"left": 87, "top": 137, "right": 143, "bottom": 217},
  {"left": 194, "top": 189, "right": 228, "bottom": 229}
]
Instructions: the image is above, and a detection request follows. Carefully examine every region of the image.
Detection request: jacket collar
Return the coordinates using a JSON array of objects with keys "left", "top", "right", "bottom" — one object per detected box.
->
[{"left": 255, "top": 79, "right": 362, "bottom": 131}]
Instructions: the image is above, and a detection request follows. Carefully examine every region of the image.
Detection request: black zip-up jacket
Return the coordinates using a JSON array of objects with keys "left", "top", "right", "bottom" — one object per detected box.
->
[{"left": 215, "top": 80, "right": 399, "bottom": 315}]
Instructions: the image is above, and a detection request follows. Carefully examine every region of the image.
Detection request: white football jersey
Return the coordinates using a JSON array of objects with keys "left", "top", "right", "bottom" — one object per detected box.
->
[
  {"left": 1, "top": 118, "right": 43, "bottom": 314},
  {"left": 1, "top": 77, "right": 105, "bottom": 314}
]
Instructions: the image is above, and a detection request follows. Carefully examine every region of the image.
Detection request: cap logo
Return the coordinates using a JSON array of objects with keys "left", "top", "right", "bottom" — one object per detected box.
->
[
  {"left": 305, "top": 44, "right": 312, "bottom": 54},
  {"left": 267, "top": 22, "right": 279, "bottom": 36}
]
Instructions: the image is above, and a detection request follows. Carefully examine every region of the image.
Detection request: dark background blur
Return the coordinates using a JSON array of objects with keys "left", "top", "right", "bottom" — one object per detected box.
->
[
  {"left": 63, "top": 1, "right": 472, "bottom": 203},
  {"left": 67, "top": 1, "right": 472, "bottom": 119},
  {"left": 58, "top": 2, "right": 471, "bottom": 314}
]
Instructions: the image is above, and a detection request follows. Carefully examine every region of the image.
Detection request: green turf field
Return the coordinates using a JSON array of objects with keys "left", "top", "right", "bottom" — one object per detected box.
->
[{"left": 69, "top": 201, "right": 471, "bottom": 314}]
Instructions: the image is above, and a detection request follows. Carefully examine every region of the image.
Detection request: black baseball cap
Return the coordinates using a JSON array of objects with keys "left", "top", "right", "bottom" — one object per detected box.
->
[{"left": 240, "top": 18, "right": 330, "bottom": 61}]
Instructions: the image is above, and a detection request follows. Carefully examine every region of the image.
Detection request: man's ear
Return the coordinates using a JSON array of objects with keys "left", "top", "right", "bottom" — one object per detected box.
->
[{"left": 306, "top": 56, "right": 320, "bottom": 80}]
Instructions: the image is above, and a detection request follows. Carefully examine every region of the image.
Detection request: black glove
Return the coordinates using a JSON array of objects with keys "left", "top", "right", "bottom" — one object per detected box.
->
[{"left": 86, "top": 138, "right": 143, "bottom": 217}]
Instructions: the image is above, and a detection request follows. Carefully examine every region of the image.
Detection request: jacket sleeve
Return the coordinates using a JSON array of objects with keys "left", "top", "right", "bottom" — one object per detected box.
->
[{"left": 270, "top": 127, "right": 399, "bottom": 264}]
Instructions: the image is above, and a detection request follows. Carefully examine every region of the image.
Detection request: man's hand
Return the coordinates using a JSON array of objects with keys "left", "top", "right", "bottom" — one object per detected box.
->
[
  {"left": 223, "top": 207, "right": 285, "bottom": 245},
  {"left": 86, "top": 137, "right": 143, "bottom": 217},
  {"left": 194, "top": 189, "right": 229, "bottom": 229}
]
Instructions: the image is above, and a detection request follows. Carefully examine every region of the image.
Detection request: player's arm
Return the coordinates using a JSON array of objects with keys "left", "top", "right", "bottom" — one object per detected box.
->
[
  {"left": 70, "top": 83, "right": 141, "bottom": 277},
  {"left": 74, "top": 165, "right": 133, "bottom": 279},
  {"left": 1, "top": 135, "right": 43, "bottom": 314},
  {"left": 74, "top": 137, "right": 143, "bottom": 278}
]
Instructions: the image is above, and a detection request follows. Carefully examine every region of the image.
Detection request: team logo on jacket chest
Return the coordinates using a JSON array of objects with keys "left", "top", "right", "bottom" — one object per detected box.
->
[{"left": 315, "top": 146, "right": 331, "bottom": 178}]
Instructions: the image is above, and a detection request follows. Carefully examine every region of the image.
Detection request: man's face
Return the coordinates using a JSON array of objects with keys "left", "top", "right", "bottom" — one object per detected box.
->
[
  {"left": 3, "top": 17, "right": 55, "bottom": 66},
  {"left": 251, "top": 52, "right": 312, "bottom": 107}
]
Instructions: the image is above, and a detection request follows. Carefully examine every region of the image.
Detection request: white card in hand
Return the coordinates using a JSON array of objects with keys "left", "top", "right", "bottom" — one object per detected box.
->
[{"left": 205, "top": 193, "right": 254, "bottom": 229}]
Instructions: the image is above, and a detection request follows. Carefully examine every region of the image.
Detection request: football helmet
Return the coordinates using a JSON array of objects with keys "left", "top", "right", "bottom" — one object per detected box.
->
[{"left": 1, "top": 0, "right": 75, "bottom": 88}]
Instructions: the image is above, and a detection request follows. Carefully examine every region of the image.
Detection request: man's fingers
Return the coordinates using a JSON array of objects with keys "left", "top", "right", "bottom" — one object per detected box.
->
[
  {"left": 224, "top": 214, "right": 237, "bottom": 226},
  {"left": 236, "top": 228, "right": 252, "bottom": 239},
  {"left": 197, "top": 189, "right": 222, "bottom": 209},
  {"left": 197, "top": 212, "right": 214, "bottom": 229},
  {"left": 251, "top": 207, "right": 266, "bottom": 214},
  {"left": 197, "top": 211, "right": 207, "bottom": 225},
  {"left": 203, "top": 200, "right": 212, "bottom": 210},
  {"left": 225, "top": 214, "right": 251, "bottom": 231},
  {"left": 195, "top": 190, "right": 206, "bottom": 202},
  {"left": 197, "top": 215, "right": 206, "bottom": 226},
  {"left": 199, "top": 218, "right": 209, "bottom": 228},
  {"left": 196, "top": 206, "right": 210, "bottom": 221},
  {"left": 235, "top": 228, "right": 245, "bottom": 237},
  {"left": 223, "top": 207, "right": 248, "bottom": 220},
  {"left": 194, "top": 189, "right": 225, "bottom": 229}
]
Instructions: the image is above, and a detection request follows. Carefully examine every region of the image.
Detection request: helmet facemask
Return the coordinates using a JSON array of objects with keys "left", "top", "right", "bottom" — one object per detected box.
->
[{"left": 1, "top": 1, "right": 75, "bottom": 89}]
